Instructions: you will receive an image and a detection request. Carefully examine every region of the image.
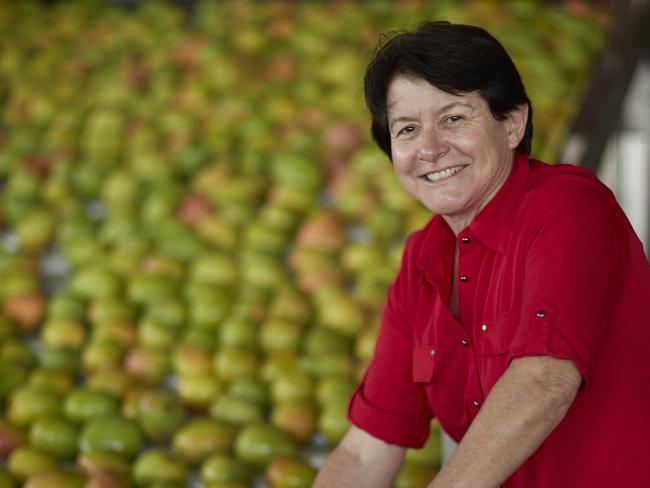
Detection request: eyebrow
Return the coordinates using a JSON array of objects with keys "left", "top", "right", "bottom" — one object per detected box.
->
[{"left": 388, "top": 101, "right": 474, "bottom": 130}]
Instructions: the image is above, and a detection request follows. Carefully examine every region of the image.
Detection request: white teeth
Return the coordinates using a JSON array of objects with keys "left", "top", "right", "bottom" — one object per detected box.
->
[{"left": 424, "top": 165, "right": 465, "bottom": 182}]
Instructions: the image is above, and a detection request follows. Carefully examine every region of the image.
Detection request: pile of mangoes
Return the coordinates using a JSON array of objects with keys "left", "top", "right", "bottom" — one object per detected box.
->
[{"left": 0, "top": 1, "right": 609, "bottom": 486}]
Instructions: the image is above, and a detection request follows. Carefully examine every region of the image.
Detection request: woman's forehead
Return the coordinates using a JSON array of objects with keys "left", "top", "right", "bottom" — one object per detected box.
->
[{"left": 387, "top": 76, "right": 482, "bottom": 114}]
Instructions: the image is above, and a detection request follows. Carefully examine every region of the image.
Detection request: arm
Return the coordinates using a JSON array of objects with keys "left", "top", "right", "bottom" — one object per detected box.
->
[
  {"left": 314, "top": 425, "right": 406, "bottom": 488},
  {"left": 429, "top": 355, "right": 581, "bottom": 488}
]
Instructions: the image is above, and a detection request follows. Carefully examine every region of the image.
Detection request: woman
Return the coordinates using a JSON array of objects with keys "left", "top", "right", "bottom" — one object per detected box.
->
[{"left": 315, "top": 21, "right": 650, "bottom": 487}]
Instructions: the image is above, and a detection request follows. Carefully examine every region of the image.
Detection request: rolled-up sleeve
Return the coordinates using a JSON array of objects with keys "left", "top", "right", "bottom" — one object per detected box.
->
[
  {"left": 508, "top": 177, "right": 629, "bottom": 383},
  {"left": 348, "top": 236, "right": 434, "bottom": 448}
]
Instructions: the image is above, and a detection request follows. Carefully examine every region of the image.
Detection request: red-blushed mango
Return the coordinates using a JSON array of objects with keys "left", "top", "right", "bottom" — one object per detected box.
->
[
  {"left": 266, "top": 456, "right": 317, "bottom": 488},
  {"left": 0, "top": 420, "right": 26, "bottom": 460},
  {"left": 271, "top": 401, "right": 318, "bottom": 444},
  {"left": 76, "top": 450, "right": 131, "bottom": 479},
  {"left": 23, "top": 469, "right": 85, "bottom": 488},
  {"left": 172, "top": 343, "right": 213, "bottom": 377}
]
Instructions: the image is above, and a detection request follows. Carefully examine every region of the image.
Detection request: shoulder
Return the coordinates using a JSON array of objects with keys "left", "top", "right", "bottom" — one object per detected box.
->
[{"left": 524, "top": 159, "right": 621, "bottom": 220}]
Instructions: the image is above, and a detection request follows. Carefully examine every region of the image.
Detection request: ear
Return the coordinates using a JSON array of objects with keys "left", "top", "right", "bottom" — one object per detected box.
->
[{"left": 505, "top": 104, "right": 529, "bottom": 149}]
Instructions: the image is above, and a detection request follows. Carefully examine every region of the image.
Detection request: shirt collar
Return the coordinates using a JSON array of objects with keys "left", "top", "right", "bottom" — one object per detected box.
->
[
  {"left": 416, "top": 151, "right": 530, "bottom": 271},
  {"left": 469, "top": 151, "right": 530, "bottom": 255}
]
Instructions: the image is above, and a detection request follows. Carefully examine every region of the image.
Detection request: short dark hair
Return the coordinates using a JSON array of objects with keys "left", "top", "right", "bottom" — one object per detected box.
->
[{"left": 364, "top": 21, "right": 533, "bottom": 159}]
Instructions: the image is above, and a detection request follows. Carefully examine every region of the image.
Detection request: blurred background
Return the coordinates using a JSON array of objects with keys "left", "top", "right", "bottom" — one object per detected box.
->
[{"left": 0, "top": 1, "right": 648, "bottom": 487}]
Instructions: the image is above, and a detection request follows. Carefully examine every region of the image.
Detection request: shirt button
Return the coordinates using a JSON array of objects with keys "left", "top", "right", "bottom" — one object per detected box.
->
[
  {"left": 461, "top": 237, "right": 471, "bottom": 244},
  {"left": 459, "top": 275, "right": 469, "bottom": 282},
  {"left": 481, "top": 324, "right": 487, "bottom": 332},
  {"left": 430, "top": 349, "right": 436, "bottom": 356},
  {"left": 461, "top": 339, "right": 469, "bottom": 347},
  {"left": 536, "top": 310, "right": 547, "bottom": 318},
  {"left": 473, "top": 400, "right": 480, "bottom": 407}
]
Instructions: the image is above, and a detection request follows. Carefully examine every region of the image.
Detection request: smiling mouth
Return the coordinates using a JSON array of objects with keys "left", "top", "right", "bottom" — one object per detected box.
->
[{"left": 422, "top": 165, "right": 467, "bottom": 183}]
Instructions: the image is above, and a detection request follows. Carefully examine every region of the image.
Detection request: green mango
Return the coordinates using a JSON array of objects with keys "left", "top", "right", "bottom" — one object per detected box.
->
[
  {"left": 0, "top": 361, "right": 28, "bottom": 400},
  {"left": 136, "top": 390, "right": 185, "bottom": 442},
  {"left": 172, "top": 419, "right": 235, "bottom": 463},
  {"left": 201, "top": 455, "right": 250, "bottom": 485},
  {"left": 38, "top": 347, "right": 80, "bottom": 374},
  {"left": 209, "top": 394, "right": 264, "bottom": 426},
  {"left": 133, "top": 449, "right": 187, "bottom": 486},
  {"left": 64, "top": 389, "right": 120, "bottom": 424},
  {"left": 29, "top": 417, "right": 78, "bottom": 459},
  {"left": 0, "top": 469, "right": 17, "bottom": 488},
  {"left": 394, "top": 461, "right": 439, "bottom": 488},
  {"left": 234, "top": 423, "right": 297, "bottom": 468},
  {"left": 78, "top": 416, "right": 144, "bottom": 459},
  {"left": 22, "top": 470, "right": 85, "bottom": 488},
  {"left": 7, "top": 387, "right": 61, "bottom": 426},
  {"left": 318, "top": 398, "right": 350, "bottom": 444},
  {"left": 28, "top": 368, "right": 74, "bottom": 395},
  {"left": 228, "top": 376, "right": 268, "bottom": 406},
  {"left": 7, "top": 447, "right": 57, "bottom": 481}
]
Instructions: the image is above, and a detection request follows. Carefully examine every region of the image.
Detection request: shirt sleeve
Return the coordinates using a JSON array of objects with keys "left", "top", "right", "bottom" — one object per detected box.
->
[
  {"left": 508, "top": 175, "right": 630, "bottom": 384},
  {"left": 348, "top": 234, "right": 434, "bottom": 448}
]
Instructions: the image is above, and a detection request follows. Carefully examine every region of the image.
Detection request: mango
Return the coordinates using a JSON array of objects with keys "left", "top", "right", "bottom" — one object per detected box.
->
[
  {"left": 23, "top": 470, "right": 85, "bottom": 488},
  {"left": 77, "top": 451, "right": 131, "bottom": 478},
  {"left": 133, "top": 449, "right": 187, "bottom": 486},
  {"left": 172, "top": 419, "right": 235, "bottom": 463},
  {"left": 176, "top": 373, "right": 223, "bottom": 409},
  {"left": 28, "top": 369, "right": 74, "bottom": 395},
  {"left": 0, "top": 469, "right": 16, "bottom": 488},
  {"left": 0, "top": 362, "right": 28, "bottom": 401},
  {"left": 271, "top": 402, "right": 318, "bottom": 444},
  {"left": 213, "top": 347, "right": 260, "bottom": 382},
  {"left": 136, "top": 390, "right": 185, "bottom": 442},
  {"left": 0, "top": 420, "right": 26, "bottom": 460},
  {"left": 7, "top": 447, "right": 57, "bottom": 480},
  {"left": 29, "top": 417, "right": 78, "bottom": 459},
  {"left": 200, "top": 455, "right": 250, "bottom": 485},
  {"left": 318, "top": 398, "right": 350, "bottom": 444},
  {"left": 394, "top": 462, "right": 439, "bottom": 488},
  {"left": 64, "top": 388, "right": 120, "bottom": 424},
  {"left": 79, "top": 416, "right": 144, "bottom": 459},
  {"left": 209, "top": 394, "right": 264, "bottom": 426},
  {"left": 38, "top": 346, "right": 80, "bottom": 374},
  {"left": 266, "top": 456, "right": 317, "bottom": 488},
  {"left": 7, "top": 387, "right": 61, "bottom": 425},
  {"left": 228, "top": 376, "right": 268, "bottom": 406},
  {"left": 271, "top": 370, "right": 313, "bottom": 404},
  {"left": 234, "top": 423, "right": 297, "bottom": 468}
]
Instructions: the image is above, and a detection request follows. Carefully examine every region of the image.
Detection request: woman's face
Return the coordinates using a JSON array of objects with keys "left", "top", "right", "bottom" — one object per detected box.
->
[{"left": 387, "top": 75, "right": 527, "bottom": 234}]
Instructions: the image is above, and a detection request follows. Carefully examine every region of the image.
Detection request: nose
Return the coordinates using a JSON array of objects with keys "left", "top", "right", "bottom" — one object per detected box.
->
[{"left": 417, "top": 128, "right": 449, "bottom": 162}]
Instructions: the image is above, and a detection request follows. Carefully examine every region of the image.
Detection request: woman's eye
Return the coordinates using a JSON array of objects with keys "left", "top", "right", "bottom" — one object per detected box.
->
[
  {"left": 397, "top": 125, "right": 416, "bottom": 136},
  {"left": 446, "top": 115, "right": 463, "bottom": 123}
]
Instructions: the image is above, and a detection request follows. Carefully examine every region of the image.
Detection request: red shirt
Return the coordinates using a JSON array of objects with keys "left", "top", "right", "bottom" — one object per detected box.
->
[{"left": 348, "top": 152, "right": 650, "bottom": 487}]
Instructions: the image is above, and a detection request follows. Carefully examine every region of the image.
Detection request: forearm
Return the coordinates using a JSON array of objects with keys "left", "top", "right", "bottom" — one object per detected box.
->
[
  {"left": 429, "top": 356, "right": 580, "bottom": 488},
  {"left": 314, "top": 427, "right": 405, "bottom": 488}
]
